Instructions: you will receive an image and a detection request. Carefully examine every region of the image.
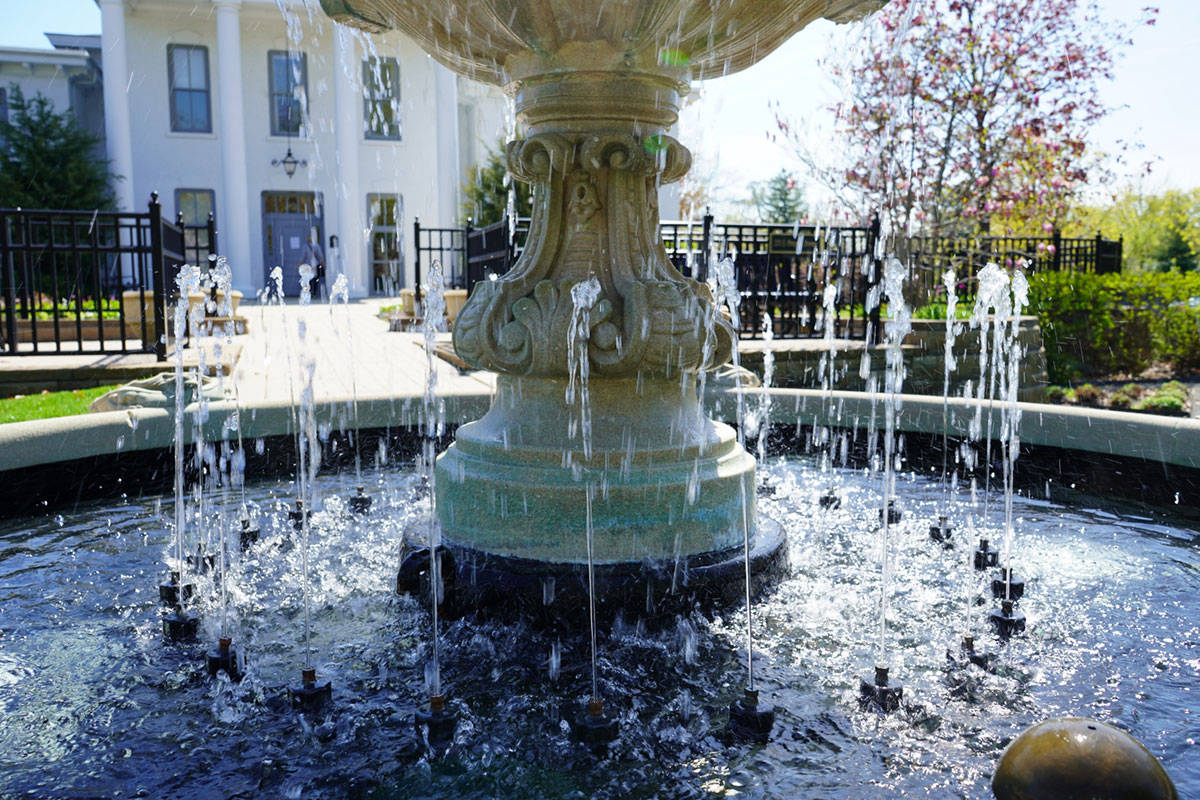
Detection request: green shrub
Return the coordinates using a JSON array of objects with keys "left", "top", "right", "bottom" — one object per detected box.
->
[
  {"left": 1120, "top": 382, "right": 1145, "bottom": 399},
  {"left": 912, "top": 301, "right": 973, "bottom": 320},
  {"left": 1029, "top": 271, "right": 1200, "bottom": 382},
  {"left": 1073, "top": 383, "right": 1104, "bottom": 404},
  {"left": 1154, "top": 304, "right": 1200, "bottom": 369},
  {"left": 1108, "top": 389, "right": 1133, "bottom": 409},
  {"left": 1158, "top": 381, "right": 1190, "bottom": 402},
  {"left": 1135, "top": 392, "right": 1187, "bottom": 415},
  {"left": 1044, "top": 385, "right": 1068, "bottom": 403}
]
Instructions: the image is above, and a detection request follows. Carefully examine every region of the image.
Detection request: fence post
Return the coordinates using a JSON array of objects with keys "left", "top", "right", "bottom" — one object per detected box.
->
[
  {"left": 867, "top": 213, "right": 882, "bottom": 345},
  {"left": 207, "top": 211, "right": 217, "bottom": 258},
  {"left": 0, "top": 211, "right": 16, "bottom": 353},
  {"left": 1052, "top": 227, "right": 1063, "bottom": 272},
  {"left": 149, "top": 193, "right": 168, "bottom": 362},
  {"left": 699, "top": 206, "right": 713, "bottom": 282},
  {"left": 413, "top": 217, "right": 422, "bottom": 306},
  {"left": 463, "top": 216, "right": 473, "bottom": 289}
]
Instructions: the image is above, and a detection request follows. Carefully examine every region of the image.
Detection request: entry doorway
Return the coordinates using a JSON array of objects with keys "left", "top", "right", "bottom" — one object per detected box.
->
[{"left": 262, "top": 191, "right": 324, "bottom": 297}]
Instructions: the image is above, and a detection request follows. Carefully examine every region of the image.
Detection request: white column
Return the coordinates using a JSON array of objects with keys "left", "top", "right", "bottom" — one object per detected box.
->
[
  {"left": 214, "top": 0, "right": 254, "bottom": 294},
  {"left": 98, "top": 0, "right": 135, "bottom": 212},
  {"left": 434, "top": 65, "right": 460, "bottom": 229},
  {"left": 333, "top": 26, "right": 365, "bottom": 295}
]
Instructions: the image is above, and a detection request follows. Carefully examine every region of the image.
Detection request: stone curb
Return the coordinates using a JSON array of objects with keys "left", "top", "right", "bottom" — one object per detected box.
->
[{"left": 1, "top": 385, "right": 1197, "bottom": 473}]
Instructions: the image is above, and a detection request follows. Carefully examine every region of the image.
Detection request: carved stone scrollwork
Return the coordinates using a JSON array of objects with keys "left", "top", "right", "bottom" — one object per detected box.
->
[{"left": 452, "top": 129, "right": 733, "bottom": 380}]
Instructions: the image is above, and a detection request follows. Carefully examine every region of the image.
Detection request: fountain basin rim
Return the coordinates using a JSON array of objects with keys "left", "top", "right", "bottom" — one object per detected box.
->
[{"left": 2, "top": 387, "right": 1197, "bottom": 474}]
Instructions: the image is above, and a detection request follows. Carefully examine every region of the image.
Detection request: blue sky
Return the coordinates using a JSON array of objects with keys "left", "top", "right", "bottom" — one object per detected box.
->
[{"left": 5, "top": 0, "right": 1197, "bottom": 212}]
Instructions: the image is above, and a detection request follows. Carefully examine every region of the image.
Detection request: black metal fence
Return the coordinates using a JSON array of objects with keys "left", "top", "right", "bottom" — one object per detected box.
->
[
  {"left": 425, "top": 213, "right": 882, "bottom": 341},
  {"left": 900, "top": 230, "right": 1122, "bottom": 303},
  {"left": 414, "top": 213, "right": 1121, "bottom": 342},
  {"left": 0, "top": 194, "right": 215, "bottom": 359}
]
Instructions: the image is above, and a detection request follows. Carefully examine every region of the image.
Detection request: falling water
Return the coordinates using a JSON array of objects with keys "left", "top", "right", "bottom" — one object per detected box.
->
[
  {"left": 755, "top": 312, "right": 775, "bottom": 464},
  {"left": 420, "top": 260, "right": 447, "bottom": 699},
  {"left": 971, "top": 264, "right": 1011, "bottom": 531},
  {"left": 210, "top": 257, "right": 237, "bottom": 639},
  {"left": 329, "top": 273, "right": 363, "bottom": 483},
  {"left": 171, "top": 264, "right": 203, "bottom": 617},
  {"left": 970, "top": 263, "right": 1028, "bottom": 600},
  {"left": 568, "top": 276, "right": 602, "bottom": 703},
  {"left": 296, "top": 261, "right": 319, "bottom": 671},
  {"left": 1001, "top": 269, "right": 1029, "bottom": 598},
  {"left": 818, "top": 282, "right": 840, "bottom": 478},
  {"left": 878, "top": 255, "right": 911, "bottom": 663},
  {"left": 941, "top": 269, "right": 960, "bottom": 493},
  {"left": 710, "top": 255, "right": 756, "bottom": 691}
]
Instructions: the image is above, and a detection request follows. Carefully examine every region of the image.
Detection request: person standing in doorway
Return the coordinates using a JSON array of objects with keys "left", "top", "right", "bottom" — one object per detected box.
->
[{"left": 300, "top": 229, "right": 326, "bottom": 300}]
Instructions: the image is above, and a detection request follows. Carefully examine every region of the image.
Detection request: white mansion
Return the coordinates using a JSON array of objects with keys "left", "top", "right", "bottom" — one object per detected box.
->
[{"left": 2, "top": 0, "right": 509, "bottom": 297}]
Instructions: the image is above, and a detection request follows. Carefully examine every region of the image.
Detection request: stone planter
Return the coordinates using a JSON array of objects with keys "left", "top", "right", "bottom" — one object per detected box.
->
[{"left": 444, "top": 289, "right": 468, "bottom": 325}]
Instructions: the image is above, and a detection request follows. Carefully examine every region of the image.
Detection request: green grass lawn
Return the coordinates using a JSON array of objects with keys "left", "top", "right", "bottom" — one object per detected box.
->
[{"left": 0, "top": 385, "right": 121, "bottom": 424}]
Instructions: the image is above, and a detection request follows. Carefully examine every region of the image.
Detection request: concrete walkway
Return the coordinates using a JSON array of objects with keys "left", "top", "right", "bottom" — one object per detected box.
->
[
  {"left": 0, "top": 298, "right": 495, "bottom": 404},
  {"left": 229, "top": 298, "right": 494, "bottom": 405}
]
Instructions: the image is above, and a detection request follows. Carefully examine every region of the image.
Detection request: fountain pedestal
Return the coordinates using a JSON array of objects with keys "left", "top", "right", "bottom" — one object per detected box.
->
[
  {"left": 321, "top": 0, "right": 884, "bottom": 612},
  {"left": 436, "top": 377, "right": 753, "bottom": 564}
]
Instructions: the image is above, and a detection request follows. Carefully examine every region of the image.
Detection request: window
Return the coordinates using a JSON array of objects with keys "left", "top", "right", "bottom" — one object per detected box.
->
[
  {"left": 0, "top": 88, "right": 7, "bottom": 124},
  {"left": 268, "top": 50, "right": 307, "bottom": 137},
  {"left": 167, "top": 45, "right": 211, "bottom": 132},
  {"left": 368, "top": 194, "right": 403, "bottom": 293},
  {"left": 363, "top": 57, "right": 400, "bottom": 140},
  {"left": 176, "top": 189, "right": 215, "bottom": 226},
  {"left": 177, "top": 189, "right": 216, "bottom": 261}
]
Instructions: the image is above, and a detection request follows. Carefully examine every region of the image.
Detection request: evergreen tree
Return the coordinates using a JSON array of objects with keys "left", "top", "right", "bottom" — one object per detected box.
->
[
  {"left": 1154, "top": 226, "right": 1197, "bottom": 272},
  {"left": 750, "top": 169, "right": 806, "bottom": 224},
  {"left": 461, "top": 141, "right": 532, "bottom": 226},
  {"left": 0, "top": 85, "right": 114, "bottom": 210}
]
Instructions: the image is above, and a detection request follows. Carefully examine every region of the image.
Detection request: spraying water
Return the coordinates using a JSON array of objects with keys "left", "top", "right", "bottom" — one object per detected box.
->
[
  {"left": 329, "top": 273, "right": 363, "bottom": 483},
  {"left": 420, "top": 260, "right": 447, "bottom": 699},
  {"left": 171, "top": 264, "right": 203, "bottom": 619},
  {"left": 941, "top": 269, "right": 960, "bottom": 494},
  {"left": 878, "top": 255, "right": 911, "bottom": 664},
  {"left": 296, "top": 260, "right": 320, "bottom": 671},
  {"left": 567, "top": 276, "right": 602, "bottom": 704},
  {"left": 710, "top": 255, "right": 757, "bottom": 691}
]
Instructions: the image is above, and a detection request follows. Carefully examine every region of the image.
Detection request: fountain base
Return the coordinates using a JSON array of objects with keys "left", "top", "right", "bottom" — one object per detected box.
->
[
  {"left": 880, "top": 499, "right": 902, "bottom": 526},
  {"left": 948, "top": 635, "right": 995, "bottom": 671},
  {"left": 348, "top": 488, "right": 372, "bottom": 514},
  {"left": 239, "top": 517, "right": 260, "bottom": 551},
  {"left": 206, "top": 637, "right": 242, "bottom": 681},
  {"left": 415, "top": 694, "right": 457, "bottom": 752},
  {"left": 974, "top": 538, "right": 1000, "bottom": 570},
  {"left": 291, "top": 668, "right": 332, "bottom": 712},
  {"left": 401, "top": 517, "right": 786, "bottom": 629},
  {"left": 859, "top": 666, "right": 903, "bottom": 713},
  {"left": 989, "top": 600, "right": 1026, "bottom": 638},
  {"left": 158, "top": 572, "right": 193, "bottom": 606},
  {"left": 574, "top": 699, "right": 619, "bottom": 745},
  {"left": 992, "top": 568, "right": 1026, "bottom": 601},
  {"left": 727, "top": 688, "right": 775, "bottom": 743},
  {"left": 929, "top": 516, "right": 953, "bottom": 544},
  {"left": 288, "top": 501, "right": 311, "bottom": 532},
  {"left": 162, "top": 608, "right": 199, "bottom": 642}
]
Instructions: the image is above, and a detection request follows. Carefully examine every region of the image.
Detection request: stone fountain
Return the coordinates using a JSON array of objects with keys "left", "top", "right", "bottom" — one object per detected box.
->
[{"left": 322, "top": 0, "right": 885, "bottom": 611}]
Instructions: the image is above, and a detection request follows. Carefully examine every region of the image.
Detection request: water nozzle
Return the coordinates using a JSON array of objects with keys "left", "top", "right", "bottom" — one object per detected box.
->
[
  {"left": 726, "top": 686, "right": 775, "bottom": 743},
  {"left": 291, "top": 666, "right": 332, "bottom": 712},
  {"left": 859, "top": 664, "right": 903, "bottom": 713}
]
